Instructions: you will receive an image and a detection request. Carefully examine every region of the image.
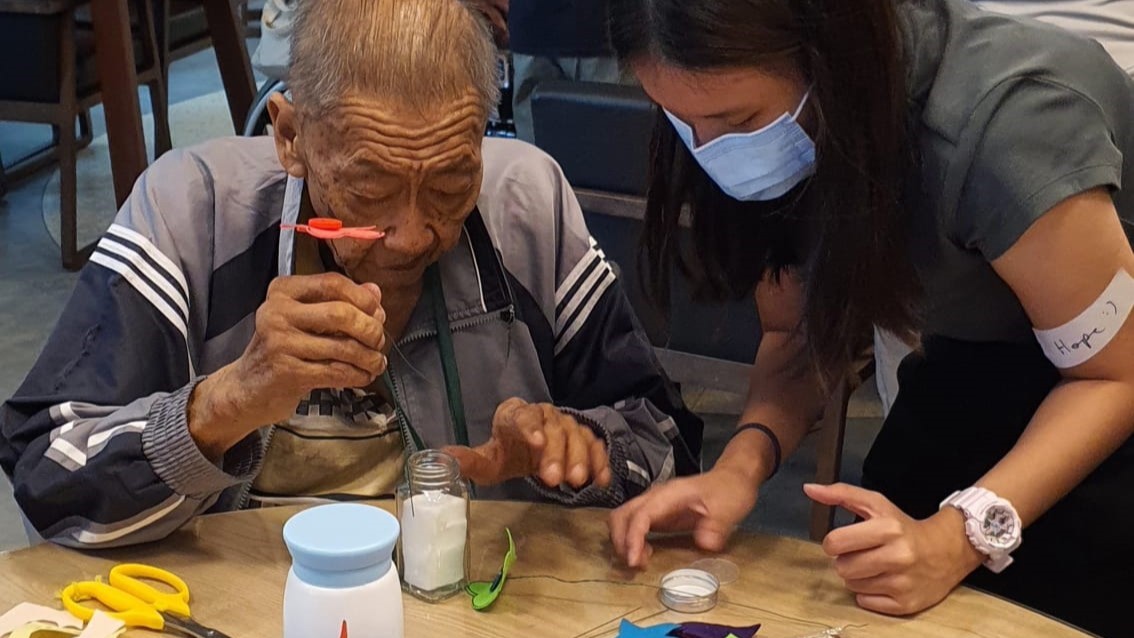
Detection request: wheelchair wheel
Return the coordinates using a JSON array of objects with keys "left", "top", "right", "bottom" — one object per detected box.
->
[{"left": 243, "top": 79, "right": 288, "bottom": 137}]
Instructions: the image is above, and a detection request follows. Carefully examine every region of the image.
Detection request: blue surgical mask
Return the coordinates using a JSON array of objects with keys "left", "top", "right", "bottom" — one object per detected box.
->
[{"left": 664, "top": 90, "right": 816, "bottom": 202}]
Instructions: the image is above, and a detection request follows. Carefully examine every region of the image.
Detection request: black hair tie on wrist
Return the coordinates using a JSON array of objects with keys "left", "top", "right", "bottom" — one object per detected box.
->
[{"left": 730, "top": 423, "right": 782, "bottom": 480}]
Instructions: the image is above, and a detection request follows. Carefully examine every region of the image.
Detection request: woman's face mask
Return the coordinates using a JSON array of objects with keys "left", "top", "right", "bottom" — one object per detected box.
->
[
  {"left": 664, "top": 90, "right": 816, "bottom": 202},
  {"left": 634, "top": 60, "right": 817, "bottom": 202}
]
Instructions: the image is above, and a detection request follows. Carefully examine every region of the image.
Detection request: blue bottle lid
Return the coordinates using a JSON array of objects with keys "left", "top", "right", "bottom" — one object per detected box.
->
[{"left": 283, "top": 503, "right": 400, "bottom": 589}]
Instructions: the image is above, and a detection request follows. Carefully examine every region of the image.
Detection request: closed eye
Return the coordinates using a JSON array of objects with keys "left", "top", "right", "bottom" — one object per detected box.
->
[
  {"left": 428, "top": 176, "right": 475, "bottom": 197},
  {"left": 351, "top": 194, "right": 393, "bottom": 206},
  {"left": 430, "top": 185, "right": 470, "bottom": 198},
  {"left": 727, "top": 111, "right": 763, "bottom": 130}
]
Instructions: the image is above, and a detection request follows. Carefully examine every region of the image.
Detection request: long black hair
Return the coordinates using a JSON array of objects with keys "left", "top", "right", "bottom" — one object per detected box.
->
[{"left": 609, "top": 0, "right": 921, "bottom": 386}]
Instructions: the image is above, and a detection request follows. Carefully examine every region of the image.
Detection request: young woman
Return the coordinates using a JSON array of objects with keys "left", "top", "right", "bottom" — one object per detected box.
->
[
  {"left": 873, "top": 0, "right": 1134, "bottom": 418},
  {"left": 604, "top": 0, "right": 1134, "bottom": 635}
]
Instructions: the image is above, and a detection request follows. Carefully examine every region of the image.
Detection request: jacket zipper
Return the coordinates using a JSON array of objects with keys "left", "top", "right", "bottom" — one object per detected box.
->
[
  {"left": 396, "top": 305, "right": 514, "bottom": 345},
  {"left": 387, "top": 370, "right": 418, "bottom": 454},
  {"left": 388, "top": 305, "right": 513, "bottom": 446}
]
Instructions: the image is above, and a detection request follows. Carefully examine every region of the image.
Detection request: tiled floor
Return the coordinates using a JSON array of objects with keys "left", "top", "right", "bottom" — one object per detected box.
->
[{"left": 0, "top": 43, "right": 883, "bottom": 552}]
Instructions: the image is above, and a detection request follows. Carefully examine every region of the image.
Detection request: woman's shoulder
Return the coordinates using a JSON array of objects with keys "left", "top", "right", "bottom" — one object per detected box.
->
[{"left": 903, "top": 0, "right": 1126, "bottom": 144}]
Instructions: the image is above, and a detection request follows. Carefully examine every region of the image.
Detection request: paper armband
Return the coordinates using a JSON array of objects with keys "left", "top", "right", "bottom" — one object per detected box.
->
[{"left": 1033, "top": 269, "right": 1134, "bottom": 368}]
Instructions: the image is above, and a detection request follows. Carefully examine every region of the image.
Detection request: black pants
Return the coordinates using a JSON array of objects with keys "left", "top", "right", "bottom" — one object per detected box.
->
[{"left": 862, "top": 336, "right": 1134, "bottom": 638}]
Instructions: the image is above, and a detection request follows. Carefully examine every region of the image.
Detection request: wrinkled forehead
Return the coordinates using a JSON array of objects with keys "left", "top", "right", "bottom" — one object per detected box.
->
[{"left": 299, "top": 90, "right": 486, "bottom": 173}]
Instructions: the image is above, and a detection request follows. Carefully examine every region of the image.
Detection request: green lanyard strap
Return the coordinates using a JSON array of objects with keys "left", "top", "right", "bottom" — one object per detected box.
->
[
  {"left": 383, "top": 263, "right": 469, "bottom": 452},
  {"left": 426, "top": 264, "right": 470, "bottom": 448}
]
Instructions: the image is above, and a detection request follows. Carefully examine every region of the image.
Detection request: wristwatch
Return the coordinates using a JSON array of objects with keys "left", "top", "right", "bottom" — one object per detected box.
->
[{"left": 939, "top": 487, "right": 1022, "bottom": 573}]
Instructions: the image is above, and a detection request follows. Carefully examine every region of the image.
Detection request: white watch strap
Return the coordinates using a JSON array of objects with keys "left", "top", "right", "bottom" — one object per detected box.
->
[
  {"left": 941, "top": 487, "right": 1022, "bottom": 571},
  {"left": 946, "top": 487, "right": 996, "bottom": 513}
]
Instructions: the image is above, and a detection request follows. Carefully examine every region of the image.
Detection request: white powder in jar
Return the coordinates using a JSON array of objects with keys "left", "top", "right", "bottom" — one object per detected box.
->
[{"left": 399, "top": 491, "right": 468, "bottom": 591}]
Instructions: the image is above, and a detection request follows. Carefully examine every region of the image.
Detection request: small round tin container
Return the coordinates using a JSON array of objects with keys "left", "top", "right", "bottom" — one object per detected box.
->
[
  {"left": 690, "top": 558, "right": 739, "bottom": 586},
  {"left": 658, "top": 568, "right": 720, "bottom": 613}
]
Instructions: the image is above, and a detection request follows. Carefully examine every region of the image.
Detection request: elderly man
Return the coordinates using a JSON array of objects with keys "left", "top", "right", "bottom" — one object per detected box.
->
[{"left": 0, "top": 0, "right": 701, "bottom": 548}]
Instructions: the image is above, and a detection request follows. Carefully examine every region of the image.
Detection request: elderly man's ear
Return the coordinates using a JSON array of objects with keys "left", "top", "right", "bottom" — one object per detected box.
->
[{"left": 268, "top": 92, "right": 307, "bottom": 179}]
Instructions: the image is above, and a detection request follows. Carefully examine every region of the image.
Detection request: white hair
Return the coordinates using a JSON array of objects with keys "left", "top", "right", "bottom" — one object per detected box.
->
[{"left": 288, "top": 0, "right": 500, "bottom": 117}]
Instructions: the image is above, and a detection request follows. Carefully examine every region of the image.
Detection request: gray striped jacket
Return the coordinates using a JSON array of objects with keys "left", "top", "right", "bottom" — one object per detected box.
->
[{"left": 0, "top": 137, "right": 702, "bottom": 548}]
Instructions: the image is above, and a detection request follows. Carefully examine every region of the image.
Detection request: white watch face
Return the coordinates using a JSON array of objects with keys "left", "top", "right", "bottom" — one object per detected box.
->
[{"left": 981, "top": 504, "right": 1019, "bottom": 550}]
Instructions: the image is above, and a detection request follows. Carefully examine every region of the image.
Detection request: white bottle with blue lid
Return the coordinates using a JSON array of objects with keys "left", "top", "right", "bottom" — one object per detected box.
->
[{"left": 283, "top": 503, "right": 404, "bottom": 638}]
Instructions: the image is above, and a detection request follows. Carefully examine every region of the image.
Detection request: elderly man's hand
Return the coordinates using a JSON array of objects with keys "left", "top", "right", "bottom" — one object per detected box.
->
[
  {"left": 466, "top": 0, "right": 508, "bottom": 47},
  {"left": 188, "top": 273, "right": 388, "bottom": 458},
  {"left": 444, "top": 398, "right": 612, "bottom": 489}
]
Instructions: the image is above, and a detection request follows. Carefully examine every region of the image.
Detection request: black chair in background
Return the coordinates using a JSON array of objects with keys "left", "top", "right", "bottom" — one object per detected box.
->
[
  {"left": 531, "top": 80, "right": 864, "bottom": 540},
  {"left": 0, "top": 0, "right": 170, "bottom": 269},
  {"left": 529, "top": 81, "right": 653, "bottom": 197}
]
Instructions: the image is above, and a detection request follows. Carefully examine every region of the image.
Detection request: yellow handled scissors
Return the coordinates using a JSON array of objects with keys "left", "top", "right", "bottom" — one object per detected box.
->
[{"left": 61, "top": 563, "right": 231, "bottom": 638}]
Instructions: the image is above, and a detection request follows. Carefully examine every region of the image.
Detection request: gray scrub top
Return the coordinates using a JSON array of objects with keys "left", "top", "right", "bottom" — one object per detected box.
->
[{"left": 900, "top": 0, "right": 1134, "bottom": 343}]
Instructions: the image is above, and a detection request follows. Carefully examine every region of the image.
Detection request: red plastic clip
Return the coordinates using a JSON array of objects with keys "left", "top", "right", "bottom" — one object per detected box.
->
[{"left": 282, "top": 217, "right": 385, "bottom": 240}]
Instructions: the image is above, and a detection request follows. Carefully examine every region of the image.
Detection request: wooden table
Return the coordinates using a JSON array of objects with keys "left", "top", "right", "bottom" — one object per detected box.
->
[
  {"left": 89, "top": 0, "right": 255, "bottom": 209},
  {"left": 0, "top": 502, "right": 1088, "bottom": 638}
]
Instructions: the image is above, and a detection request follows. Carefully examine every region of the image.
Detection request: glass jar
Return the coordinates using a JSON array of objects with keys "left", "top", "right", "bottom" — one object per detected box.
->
[{"left": 395, "top": 450, "right": 470, "bottom": 602}]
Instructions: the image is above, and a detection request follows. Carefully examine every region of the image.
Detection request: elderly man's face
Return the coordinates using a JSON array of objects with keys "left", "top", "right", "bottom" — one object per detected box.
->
[{"left": 270, "top": 91, "right": 485, "bottom": 289}]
